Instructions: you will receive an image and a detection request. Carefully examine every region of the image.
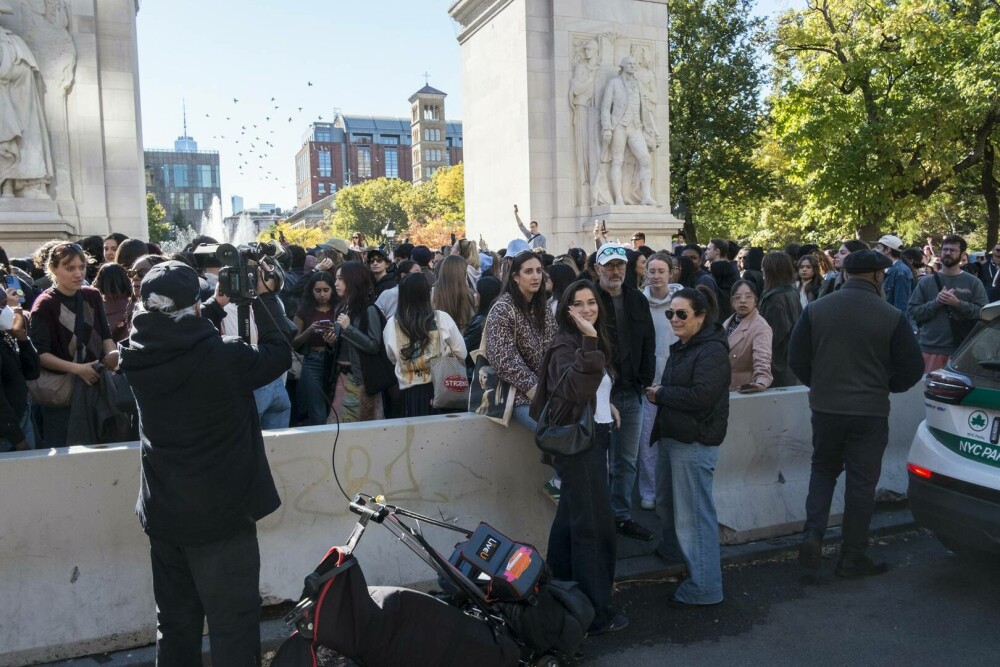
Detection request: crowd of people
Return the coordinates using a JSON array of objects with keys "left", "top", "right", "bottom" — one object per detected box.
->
[{"left": 0, "top": 219, "right": 982, "bottom": 640}]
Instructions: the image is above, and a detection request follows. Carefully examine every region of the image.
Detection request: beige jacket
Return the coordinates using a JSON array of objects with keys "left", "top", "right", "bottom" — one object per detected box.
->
[{"left": 723, "top": 309, "right": 773, "bottom": 390}]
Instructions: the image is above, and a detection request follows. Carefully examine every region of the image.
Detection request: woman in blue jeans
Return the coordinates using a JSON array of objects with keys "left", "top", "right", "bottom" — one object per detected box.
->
[
  {"left": 292, "top": 271, "right": 337, "bottom": 425},
  {"left": 646, "top": 285, "right": 730, "bottom": 607},
  {"left": 531, "top": 279, "right": 626, "bottom": 634}
]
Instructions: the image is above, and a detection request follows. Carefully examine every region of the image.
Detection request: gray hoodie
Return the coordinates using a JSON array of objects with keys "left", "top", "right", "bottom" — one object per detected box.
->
[{"left": 643, "top": 284, "right": 682, "bottom": 380}]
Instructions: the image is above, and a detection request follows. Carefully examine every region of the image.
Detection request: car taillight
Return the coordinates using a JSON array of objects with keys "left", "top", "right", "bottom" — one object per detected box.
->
[
  {"left": 907, "top": 463, "right": 933, "bottom": 479},
  {"left": 924, "top": 370, "right": 974, "bottom": 404}
]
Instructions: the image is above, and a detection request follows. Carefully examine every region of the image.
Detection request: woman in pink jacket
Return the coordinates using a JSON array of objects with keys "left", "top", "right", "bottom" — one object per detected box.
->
[{"left": 722, "top": 280, "right": 773, "bottom": 393}]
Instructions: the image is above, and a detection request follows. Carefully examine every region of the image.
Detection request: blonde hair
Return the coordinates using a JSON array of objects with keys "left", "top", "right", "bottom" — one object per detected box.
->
[{"left": 452, "top": 238, "right": 480, "bottom": 270}]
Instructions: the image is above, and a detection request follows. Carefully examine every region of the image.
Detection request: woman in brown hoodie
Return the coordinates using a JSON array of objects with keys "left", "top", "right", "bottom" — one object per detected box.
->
[{"left": 530, "top": 279, "right": 627, "bottom": 635}]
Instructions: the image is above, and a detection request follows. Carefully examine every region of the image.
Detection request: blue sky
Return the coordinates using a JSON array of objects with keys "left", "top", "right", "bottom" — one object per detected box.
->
[{"left": 137, "top": 0, "right": 797, "bottom": 215}]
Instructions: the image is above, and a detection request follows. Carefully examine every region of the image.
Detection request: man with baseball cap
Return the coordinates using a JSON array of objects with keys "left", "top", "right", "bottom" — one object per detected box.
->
[
  {"left": 120, "top": 261, "right": 291, "bottom": 664},
  {"left": 789, "top": 249, "right": 923, "bottom": 577},
  {"left": 875, "top": 234, "right": 912, "bottom": 313},
  {"left": 594, "top": 242, "right": 656, "bottom": 541}
]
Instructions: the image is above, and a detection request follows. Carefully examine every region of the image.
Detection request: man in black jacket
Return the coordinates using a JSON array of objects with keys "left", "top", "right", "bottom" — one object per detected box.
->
[
  {"left": 595, "top": 243, "right": 656, "bottom": 540},
  {"left": 789, "top": 250, "right": 923, "bottom": 578},
  {"left": 120, "top": 261, "right": 291, "bottom": 665}
]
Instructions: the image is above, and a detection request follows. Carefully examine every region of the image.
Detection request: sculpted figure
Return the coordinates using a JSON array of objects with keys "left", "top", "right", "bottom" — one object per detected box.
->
[
  {"left": 0, "top": 25, "right": 53, "bottom": 198},
  {"left": 600, "top": 56, "right": 657, "bottom": 206},
  {"left": 569, "top": 39, "right": 600, "bottom": 206}
]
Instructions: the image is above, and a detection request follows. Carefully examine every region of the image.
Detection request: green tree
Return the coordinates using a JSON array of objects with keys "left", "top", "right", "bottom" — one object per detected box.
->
[
  {"left": 146, "top": 193, "right": 170, "bottom": 243},
  {"left": 668, "top": 0, "right": 770, "bottom": 244},
  {"left": 171, "top": 209, "right": 188, "bottom": 229},
  {"left": 330, "top": 177, "right": 410, "bottom": 242},
  {"left": 769, "top": 0, "right": 1000, "bottom": 242}
]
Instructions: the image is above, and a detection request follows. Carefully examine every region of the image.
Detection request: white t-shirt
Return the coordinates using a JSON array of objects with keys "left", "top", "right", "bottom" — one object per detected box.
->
[{"left": 594, "top": 372, "right": 613, "bottom": 424}]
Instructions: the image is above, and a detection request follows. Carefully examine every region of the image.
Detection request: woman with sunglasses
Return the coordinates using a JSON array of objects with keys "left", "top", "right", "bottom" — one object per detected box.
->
[
  {"left": 28, "top": 242, "right": 119, "bottom": 447},
  {"left": 723, "top": 279, "right": 772, "bottom": 392},
  {"left": 646, "top": 285, "right": 729, "bottom": 607},
  {"left": 484, "top": 244, "right": 556, "bottom": 430},
  {"left": 530, "top": 279, "right": 626, "bottom": 635}
]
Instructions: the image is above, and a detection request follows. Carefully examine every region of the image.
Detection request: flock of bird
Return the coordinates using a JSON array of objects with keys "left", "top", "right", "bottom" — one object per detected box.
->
[{"left": 202, "top": 81, "right": 321, "bottom": 184}]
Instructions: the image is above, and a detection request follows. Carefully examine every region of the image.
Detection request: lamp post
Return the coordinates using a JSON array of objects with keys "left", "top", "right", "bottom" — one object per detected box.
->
[{"left": 382, "top": 221, "right": 396, "bottom": 257}]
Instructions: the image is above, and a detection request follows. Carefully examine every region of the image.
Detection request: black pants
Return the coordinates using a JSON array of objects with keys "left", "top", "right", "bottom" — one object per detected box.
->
[
  {"left": 804, "top": 412, "right": 889, "bottom": 558},
  {"left": 547, "top": 423, "right": 616, "bottom": 626},
  {"left": 149, "top": 523, "right": 262, "bottom": 666}
]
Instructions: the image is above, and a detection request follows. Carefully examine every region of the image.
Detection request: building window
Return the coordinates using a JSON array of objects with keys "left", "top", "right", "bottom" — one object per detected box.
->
[
  {"left": 357, "top": 147, "right": 371, "bottom": 178},
  {"left": 318, "top": 149, "right": 332, "bottom": 177},
  {"left": 297, "top": 152, "right": 309, "bottom": 183},
  {"left": 197, "top": 165, "right": 216, "bottom": 188},
  {"left": 178, "top": 192, "right": 191, "bottom": 209},
  {"left": 172, "top": 164, "right": 190, "bottom": 187},
  {"left": 315, "top": 126, "right": 332, "bottom": 142},
  {"left": 382, "top": 135, "right": 399, "bottom": 145},
  {"left": 192, "top": 193, "right": 205, "bottom": 211},
  {"left": 318, "top": 182, "right": 326, "bottom": 194},
  {"left": 385, "top": 149, "right": 398, "bottom": 179},
  {"left": 354, "top": 134, "right": 373, "bottom": 144},
  {"left": 423, "top": 105, "right": 439, "bottom": 121}
]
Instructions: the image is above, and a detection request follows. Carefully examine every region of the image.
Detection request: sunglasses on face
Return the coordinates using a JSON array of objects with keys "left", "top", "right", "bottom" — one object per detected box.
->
[
  {"left": 665, "top": 309, "right": 692, "bottom": 321},
  {"left": 598, "top": 246, "right": 627, "bottom": 260},
  {"left": 128, "top": 268, "right": 149, "bottom": 280}
]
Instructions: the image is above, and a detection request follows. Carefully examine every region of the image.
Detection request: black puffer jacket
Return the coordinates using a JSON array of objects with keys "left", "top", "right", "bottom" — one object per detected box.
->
[{"left": 651, "top": 323, "right": 731, "bottom": 446}]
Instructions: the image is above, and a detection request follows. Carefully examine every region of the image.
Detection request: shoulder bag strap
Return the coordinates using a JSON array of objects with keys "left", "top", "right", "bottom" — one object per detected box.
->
[
  {"left": 73, "top": 291, "right": 87, "bottom": 364},
  {"left": 933, "top": 272, "right": 943, "bottom": 294}
]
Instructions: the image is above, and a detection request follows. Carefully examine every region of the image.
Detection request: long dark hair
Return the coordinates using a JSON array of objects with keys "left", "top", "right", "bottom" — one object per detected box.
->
[
  {"left": 555, "top": 279, "right": 614, "bottom": 379},
  {"left": 396, "top": 272, "right": 434, "bottom": 359},
  {"left": 548, "top": 263, "right": 578, "bottom": 304},
  {"left": 762, "top": 251, "right": 797, "bottom": 292},
  {"left": 475, "top": 276, "right": 503, "bottom": 316},
  {"left": 335, "top": 261, "right": 373, "bottom": 321},
  {"left": 744, "top": 247, "right": 764, "bottom": 272},
  {"left": 672, "top": 285, "right": 720, "bottom": 325},
  {"left": 300, "top": 271, "right": 336, "bottom": 312},
  {"left": 93, "top": 262, "right": 131, "bottom": 297},
  {"left": 502, "top": 251, "right": 548, "bottom": 331},
  {"left": 797, "top": 255, "right": 823, "bottom": 294},
  {"left": 676, "top": 255, "right": 698, "bottom": 288}
]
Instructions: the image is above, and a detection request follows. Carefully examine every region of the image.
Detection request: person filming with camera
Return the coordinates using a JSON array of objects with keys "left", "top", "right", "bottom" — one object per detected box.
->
[{"left": 119, "top": 260, "right": 291, "bottom": 665}]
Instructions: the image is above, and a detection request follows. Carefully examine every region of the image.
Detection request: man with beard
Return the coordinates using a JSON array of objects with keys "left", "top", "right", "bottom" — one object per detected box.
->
[
  {"left": 593, "top": 242, "right": 656, "bottom": 541},
  {"left": 908, "top": 234, "right": 988, "bottom": 373}
]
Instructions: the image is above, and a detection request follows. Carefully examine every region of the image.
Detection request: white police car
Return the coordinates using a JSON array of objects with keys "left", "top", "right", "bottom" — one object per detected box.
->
[{"left": 907, "top": 303, "right": 1000, "bottom": 558}]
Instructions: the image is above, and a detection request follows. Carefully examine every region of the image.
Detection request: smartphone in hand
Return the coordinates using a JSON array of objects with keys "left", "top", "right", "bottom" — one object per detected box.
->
[{"left": 4, "top": 275, "right": 23, "bottom": 303}]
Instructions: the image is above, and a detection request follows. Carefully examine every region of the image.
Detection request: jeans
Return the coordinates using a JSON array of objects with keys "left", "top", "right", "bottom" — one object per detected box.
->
[
  {"left": 804, "top": 412, "right": 889, "bottom": 558},
  {"left": 656, "top": 438, "right": 723, "bottom": 605},
  {"left": 548, "top": 423, "right": 616, "bottom": 625},
  {"left": 254, "top": 375, "right": 291, "bottom": 430},
  {"left": 150, "top": 523, "right": 262, "bottom": 666},
  {"left": 610, "top": 388, "right": 642, "bottom": 520},
  {"left": 637, "top": 396, "right": 659, "bottom": 503},
  {"left": 297, "top": 349, "right": 329, "bottom": 426},
  {"left": 40, "top": 405, "right": 70, "bottom": 448},
  {"left": 512, "top": 404, "right": 537, "bottom": 432}
]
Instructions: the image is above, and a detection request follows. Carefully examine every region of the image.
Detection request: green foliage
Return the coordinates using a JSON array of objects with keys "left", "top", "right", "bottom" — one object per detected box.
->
[
  {"left": 146, "top": 193, "right": 170, "bottom": 243},
  {"left": 171, "top": 209, "right": 188, "bottom": 230},
  {"left": 329, "top": 164, "right": 466, "bottom": 244},
  {"left": 330, "top": 177, "right": 411, "bottom": 242},
  {"left": 765, "top": 0, "right": 1000, "bottom": 243},
  {"left": 668, "top": 0, "right": 770, "bottom": 244}
]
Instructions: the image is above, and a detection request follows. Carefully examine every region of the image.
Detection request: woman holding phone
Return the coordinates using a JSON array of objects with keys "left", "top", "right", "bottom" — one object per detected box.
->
[{"left": 292, "top": 271, "right": 337, "bottom": 425}]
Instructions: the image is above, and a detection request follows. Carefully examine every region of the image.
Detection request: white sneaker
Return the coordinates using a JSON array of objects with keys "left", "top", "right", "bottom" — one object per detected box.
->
[{"left": 640, "top": 498, "right": 655, "bottom": 511}]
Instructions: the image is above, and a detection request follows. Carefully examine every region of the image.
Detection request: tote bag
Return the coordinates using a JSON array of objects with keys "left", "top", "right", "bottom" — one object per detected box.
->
[
  {"left": 467, "top": 308, "right": 516, "bottom": 426},
  {"left": 430, "top": 315, "right": 470, "bottom": 409}
]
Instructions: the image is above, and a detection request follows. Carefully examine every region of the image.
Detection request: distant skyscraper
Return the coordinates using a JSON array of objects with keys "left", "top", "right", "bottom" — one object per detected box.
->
[
  {"left": 144, "top": 104, "right": 221, "bottom": 227},
  {"left": 231, "top": 195, "right": 244, "bottom": 215}
]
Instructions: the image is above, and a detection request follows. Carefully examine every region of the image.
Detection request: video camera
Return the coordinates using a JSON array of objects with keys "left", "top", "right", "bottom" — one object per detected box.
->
[{"left": 192, "top": 242, "right": 274, "bottom": 301}]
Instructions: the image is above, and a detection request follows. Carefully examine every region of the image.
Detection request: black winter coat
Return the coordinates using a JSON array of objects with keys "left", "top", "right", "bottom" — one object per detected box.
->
[
  {"left": 120, "top": 297, "right": 291, "bottom": 545},
  {"left": 595, "top": 283, "right": 655, "bottom": 394},
  {"left": 759, "top": 284, "right": 802, "bottom": 388},
  {"left": 651, "top": 323, "right": 731, "bottom": 446},
  {"left": 0, "top": 333, "right": 39, "bottom": 444}
]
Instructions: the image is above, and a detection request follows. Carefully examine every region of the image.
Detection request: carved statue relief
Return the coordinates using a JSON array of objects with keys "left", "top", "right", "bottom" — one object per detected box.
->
[
  {"left": 0, "top": 0, "right": 76, "bottom": 203},
  {"left": 568, "top": 33, "right": 661, "bottom": 209}
]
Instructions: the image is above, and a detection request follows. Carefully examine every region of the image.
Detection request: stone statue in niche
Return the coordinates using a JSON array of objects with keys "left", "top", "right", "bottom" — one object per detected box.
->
[
  {"left": 0, "top": 23, "right": 52, "bottom": 198},
  {"left": 601, "top": 55, "right": 657, "bottom": 206}
]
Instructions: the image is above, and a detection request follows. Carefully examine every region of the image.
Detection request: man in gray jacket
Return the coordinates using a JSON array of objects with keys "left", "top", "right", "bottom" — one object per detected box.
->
[
  {"left": 907, "top": 234, "right": 988, "bottom": 373},
  {"left": 789, "top": 250, "right": 923, "bottom": 577}
]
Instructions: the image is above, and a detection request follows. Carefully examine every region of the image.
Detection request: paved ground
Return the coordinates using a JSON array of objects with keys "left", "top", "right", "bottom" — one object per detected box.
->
[{"left": 583, "top": 527, "right": 998, "bottom": 666}]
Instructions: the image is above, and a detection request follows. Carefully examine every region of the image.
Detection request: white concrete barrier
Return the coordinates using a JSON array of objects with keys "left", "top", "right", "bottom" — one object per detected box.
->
[
  {"left": 714, "top": 383, "right": 923, "bottom": 544},
  {"left": 0, "top": 386, "right": 927, "bottom": 664}
]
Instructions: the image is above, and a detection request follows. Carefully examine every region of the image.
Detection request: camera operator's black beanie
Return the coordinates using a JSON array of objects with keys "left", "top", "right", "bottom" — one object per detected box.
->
[{"left": 140, "top": 260, "right": 201, "bottom": 311}]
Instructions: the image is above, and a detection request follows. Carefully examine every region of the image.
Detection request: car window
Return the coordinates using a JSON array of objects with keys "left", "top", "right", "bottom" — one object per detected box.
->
[{"left": 951, "top": 318, "right": 1000, "bottom": 384}]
